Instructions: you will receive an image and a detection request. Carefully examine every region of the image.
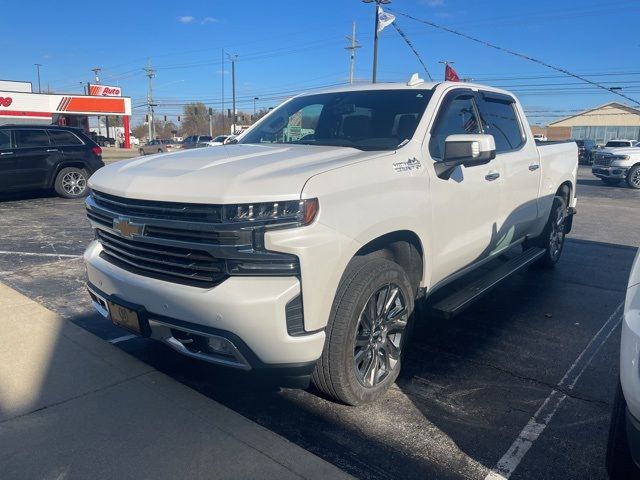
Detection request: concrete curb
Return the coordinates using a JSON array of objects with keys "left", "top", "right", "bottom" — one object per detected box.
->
[{"left": 0, "top": 282, "right": 352, "bottom": 480}]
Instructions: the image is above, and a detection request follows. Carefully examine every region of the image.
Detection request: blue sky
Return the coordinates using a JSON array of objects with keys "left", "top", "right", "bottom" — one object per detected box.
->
[{"left": 4, "top": 0, "right": 640, "bottom": 125}]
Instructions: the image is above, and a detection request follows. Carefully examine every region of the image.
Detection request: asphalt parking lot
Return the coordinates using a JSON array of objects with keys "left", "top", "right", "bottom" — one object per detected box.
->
[{"left": 0, "top": 165, "right": 638, "bottom": 480}]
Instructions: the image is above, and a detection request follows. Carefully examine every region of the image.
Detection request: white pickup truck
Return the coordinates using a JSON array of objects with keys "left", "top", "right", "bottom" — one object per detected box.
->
[
  {"left": 592, "top": 141, "right": 640, "bottom": 189},
  {"left": 84, "top": 76, "right": 578, "bottom": 405}
]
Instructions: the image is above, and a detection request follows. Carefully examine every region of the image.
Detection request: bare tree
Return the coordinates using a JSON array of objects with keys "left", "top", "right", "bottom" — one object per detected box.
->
[{"left": 180, "top": 103, "right": 210, "bottom": 136}]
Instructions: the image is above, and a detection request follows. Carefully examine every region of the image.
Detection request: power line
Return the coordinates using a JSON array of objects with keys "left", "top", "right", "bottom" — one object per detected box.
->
[
  {"left": 391, "top": 20, "right": 433, "bottom": 81},
  {"left": 389, "top": 8, "right": 640, "bottom": 106}
]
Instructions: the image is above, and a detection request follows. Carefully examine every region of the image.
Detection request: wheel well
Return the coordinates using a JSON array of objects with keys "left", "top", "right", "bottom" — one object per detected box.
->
[
  {"left": 354, "top": 231, "right": 424, "bottom": 292},
  {"left": 556, "top": 181, "right": 572, "bottom": 204}
]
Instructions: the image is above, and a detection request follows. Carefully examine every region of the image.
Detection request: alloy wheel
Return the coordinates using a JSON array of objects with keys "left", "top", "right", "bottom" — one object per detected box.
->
[
  {"left": 61, "top": 171, "right": 87, "bottom": 196},
  {"left": 353, "top": 283, "right": 408, "bottom": 388},
  {"left": 548, "top": 205, "right": 566, "bottom": 261}
]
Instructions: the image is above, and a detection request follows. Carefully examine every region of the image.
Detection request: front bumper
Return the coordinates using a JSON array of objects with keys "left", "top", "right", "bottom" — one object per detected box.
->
[
  {"left": 592, "top": 165, "right": 629, "bottom": 180},
  {"left": 84, "top": 240, "right": 325, "bottom": 372}
]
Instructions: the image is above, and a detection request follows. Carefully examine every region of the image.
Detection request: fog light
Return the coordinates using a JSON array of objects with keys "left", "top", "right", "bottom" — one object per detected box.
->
[{"left": 207, "top": 336, "right": 235, "bottom": 356}]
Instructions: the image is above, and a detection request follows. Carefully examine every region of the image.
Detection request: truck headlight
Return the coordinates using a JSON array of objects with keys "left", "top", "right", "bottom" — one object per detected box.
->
[
  {"left": 611, "top": 155, "right": 630, "bottom": 161},
  {"left": 220, "top": 199, "right": 318, "bottom": 276},
  {"left": 223, "top": 198, "right": 318, "bottom": 227}
]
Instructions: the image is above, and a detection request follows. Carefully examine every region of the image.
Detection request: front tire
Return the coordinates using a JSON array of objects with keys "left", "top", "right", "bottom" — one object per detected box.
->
[
  {"left": 54, "top": 167, "right": 89, "bottom": 199},
  {"left": 627, "top": 165, "right": 640, "bottom": 189},
  {"left": 607, "top": 381, "right": 640, "bottom": 479},
  {"left": 312, "top": 257, "right": 414, "bottom": 405}
]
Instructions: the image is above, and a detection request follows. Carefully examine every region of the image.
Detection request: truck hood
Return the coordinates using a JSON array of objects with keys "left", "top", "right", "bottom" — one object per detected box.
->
[
  {"left": 89, "top": 144, "right": 380, "bottom": 203},
  {"left": 599, "top": 147, "right": 640, "bottom": 156}
]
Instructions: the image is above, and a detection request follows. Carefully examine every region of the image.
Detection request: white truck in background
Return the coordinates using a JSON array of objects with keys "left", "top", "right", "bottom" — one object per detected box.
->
[
  {"left": 84, "top": 75, "right": 578, "bottom": 405},
  {"left": 592, "top": 142, "right": 640, "bottom": 189}
]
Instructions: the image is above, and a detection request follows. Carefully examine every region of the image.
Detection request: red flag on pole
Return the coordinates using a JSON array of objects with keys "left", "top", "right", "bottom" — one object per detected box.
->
[{"left": 445, "top": 64, "right": 460, "bottom": 82}]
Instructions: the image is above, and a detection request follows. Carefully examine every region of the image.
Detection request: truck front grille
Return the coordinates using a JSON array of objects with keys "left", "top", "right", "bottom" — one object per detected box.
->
[
  {"left": 594, "top": 155, "right": 612, "bottom": 166},
  {"left": 97, "top": 229, "right": 226, "bottom": 287},
  {"left": 85, "top": 190, "right": 299, "bottom": 287}
]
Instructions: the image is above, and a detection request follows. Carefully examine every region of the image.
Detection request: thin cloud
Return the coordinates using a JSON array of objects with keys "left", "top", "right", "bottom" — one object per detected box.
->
[
  {"left": 201, "top": 17, "right": 218, "bottom": 24},
  {"left": 178, "top": 16, "right": 195, "bottom": 24},
  {"left": 425, "top": 0, "right": 445, "bottom": 6}
]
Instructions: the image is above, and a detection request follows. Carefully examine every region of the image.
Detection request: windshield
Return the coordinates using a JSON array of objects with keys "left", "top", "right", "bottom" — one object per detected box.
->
[
  {"left": 606, "top": 141, "right": 631, "bottom": 147},
  {"left": 239, "top": 89, "right": 433, "bottom": 151}
]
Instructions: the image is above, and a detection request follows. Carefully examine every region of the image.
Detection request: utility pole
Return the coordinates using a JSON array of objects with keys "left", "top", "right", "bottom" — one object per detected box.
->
[
  {"left": 227, "top": 54, "right": 238, "bottom": 135},
  {"left": 363, "top": 0, "right": 390, "bottom": 83},
  {"left": 253, "top": 97, "right": 258, "bottom": 121},
  {"left": 144, "top": 59, "right": 156, "bottom": 141},
  {"left": 221, "top": 48, "right": 225, "bottom": 135},
  {"left": 34, "top": 64, "right": 43, "bottom": 93},
  {"left": 345, "top": 22, "right": 361, "bottom": 84},
  {"left": 209, "top": 108, "right": 214, "bottom": 137}
]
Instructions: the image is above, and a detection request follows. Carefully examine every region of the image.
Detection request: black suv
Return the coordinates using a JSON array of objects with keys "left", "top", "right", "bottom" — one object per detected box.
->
[
  {"left": 574, "top": 139, "right": 597, "bottom": 165},
  {"left": 0, "top": 125, "right": 104, "bottom": 198}
]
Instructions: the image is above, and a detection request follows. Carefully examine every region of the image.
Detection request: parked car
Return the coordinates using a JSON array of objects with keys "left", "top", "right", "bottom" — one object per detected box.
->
[
  {"left": 206, "top": 135, "right": 231, "bottom": 146},
  {"left": 92, "top": 134, "right": 116, "bottom": 147},
  {"left": 574, "top": 139, "right": 597, "bottom": 164},
  {"left": 0, "top": 125, "right": 103, "bottom": 198},
  {"left": 592, "top": 147, "right": 640, "bottom": 188},
  {"left": 533, "top": 134, "right": 547, "bottom": 142},
  {"left": 128, "top": 134, "right": 140, "bottom": 147},
  {"left": 607, "top": 248, "right": 640, "bottom": 479},
  {"left": 139, "top": 139, "right": 182, "bottom": 155},
  {"left": 84, "top": 76, "right": 578, "bottom": 405},
  {"left": 182, "top": 135, "right": 213, "bottom": 149}
]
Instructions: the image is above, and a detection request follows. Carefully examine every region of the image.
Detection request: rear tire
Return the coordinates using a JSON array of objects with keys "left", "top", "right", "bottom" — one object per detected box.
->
[
  {"left": 602, "top": 178, "right": 621, "bottom": 186},
  {"left": 627, "top": 165, "right": 640, "bottom": 189},
  {"left": 527, "top": 195, "right": 567, "bottom": 269},
  {"left": 54, "top": 167, "right": 89, "bottom": 199},
  {"left": 607, "top": 381, "right": 640, "bottom": 479},
  {"left": 139, "top": 148, "right": 145, "bottom": 156},
  {"left": 312, "top": 257, "right": 414, "bottom": 405}
]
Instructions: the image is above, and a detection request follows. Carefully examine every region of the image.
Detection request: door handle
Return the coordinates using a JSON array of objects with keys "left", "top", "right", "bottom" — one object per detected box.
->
[
  {"left": 46, "top": 149, "right": 59, "bottom": 152},
  {"left": 485, "top": 171, "right": 500, "bottom": 181},
  {"left": 0, "top": 151, "right": 14, "bottom": 155},
  {"left": 528, "top": 164, "right": 540, "bottom": 171}
]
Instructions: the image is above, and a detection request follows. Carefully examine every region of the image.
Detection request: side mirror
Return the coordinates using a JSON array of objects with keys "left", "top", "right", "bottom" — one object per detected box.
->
[{"left": 434, "top": 134, "right": 496, "bottom": 180}]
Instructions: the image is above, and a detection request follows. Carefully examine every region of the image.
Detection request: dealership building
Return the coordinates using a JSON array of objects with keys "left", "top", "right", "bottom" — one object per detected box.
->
[
  {"left": 546, "top": 102, "right": 640, "bottom": 145},
  {"left": 0, "top": 80, "right": 132, "bottom": 147}
]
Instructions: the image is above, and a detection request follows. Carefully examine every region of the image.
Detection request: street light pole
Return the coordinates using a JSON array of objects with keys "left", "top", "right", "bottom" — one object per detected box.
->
[{"left": 34, "top": 64, "right": 43, "bottom": 93}]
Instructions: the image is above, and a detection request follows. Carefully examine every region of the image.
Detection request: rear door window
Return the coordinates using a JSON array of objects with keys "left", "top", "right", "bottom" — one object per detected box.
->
[
  {"left": 478, "top": 95, "right": 524, "bottom": 152},
  {"left": 15, "top": 129, "right": 50, "bottom": 148},
  {"left": 48, "top": 130, "right": 83, "bottom": 146},
  {"left": 0, "top": 130, "right": 11, "bottom": 149}
]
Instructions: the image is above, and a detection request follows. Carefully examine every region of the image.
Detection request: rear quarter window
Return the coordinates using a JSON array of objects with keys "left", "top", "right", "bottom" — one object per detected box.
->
[
  {"left": 48, "top": 130, "right": 83, "bottom": 146},
  {"left": 478, "top": 96, "right": 524, "bottom": 152}
]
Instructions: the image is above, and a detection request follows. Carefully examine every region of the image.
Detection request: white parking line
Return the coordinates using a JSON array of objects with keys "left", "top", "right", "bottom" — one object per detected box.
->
[
  {"left": 0, "top": 250, "right": 81, "bottom": 258},
  {"left": 108, "top": 334, "right": 137, "bottom": 344},
  {"left": 485, "top": 301, "right": 624, "bottom": 480}
]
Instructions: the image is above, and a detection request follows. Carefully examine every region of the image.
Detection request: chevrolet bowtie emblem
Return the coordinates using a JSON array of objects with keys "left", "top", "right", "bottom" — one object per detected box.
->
[{"left": 113, "top": 218, "right": 144, "bottom": 239}]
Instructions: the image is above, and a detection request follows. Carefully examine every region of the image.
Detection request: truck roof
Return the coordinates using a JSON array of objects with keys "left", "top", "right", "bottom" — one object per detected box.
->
[{"left": 294, "top": 79, "right": 517, "bottom": 99}]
